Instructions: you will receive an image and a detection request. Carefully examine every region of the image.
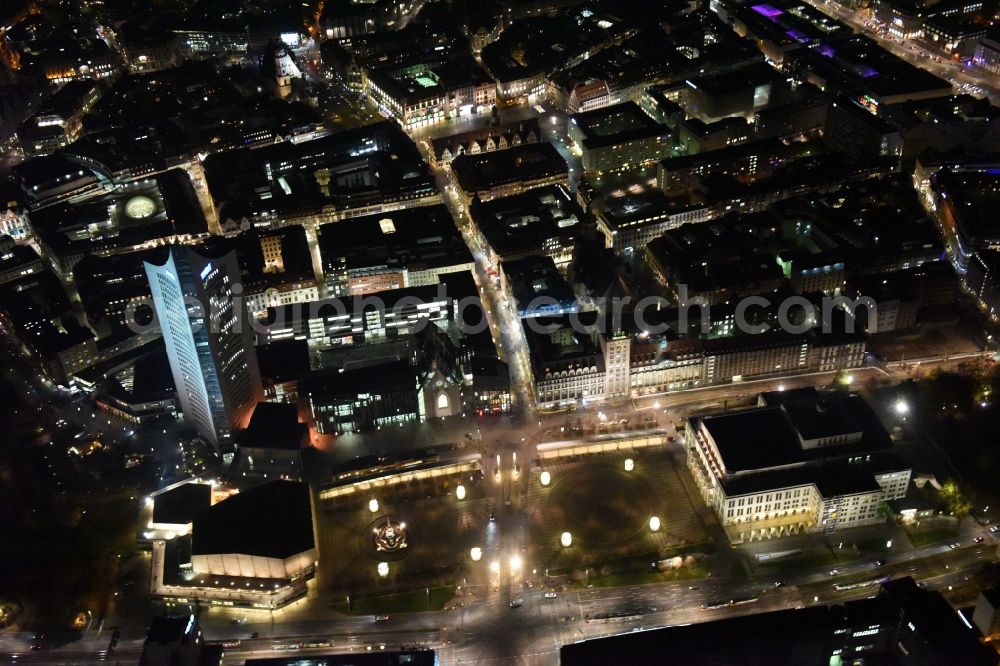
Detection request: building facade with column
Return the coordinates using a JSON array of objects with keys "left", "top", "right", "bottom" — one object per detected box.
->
[
  {"left": 685, "top": 388, "right": 911, "bottom": 543},
  {"left": 530, "top": 313, "right": 866, "bottom": 407}
]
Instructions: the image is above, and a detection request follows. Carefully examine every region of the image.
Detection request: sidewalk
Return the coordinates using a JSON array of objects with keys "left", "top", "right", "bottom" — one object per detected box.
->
[{"left": 737, "top": 522, "right": 913, "bottom": 575}]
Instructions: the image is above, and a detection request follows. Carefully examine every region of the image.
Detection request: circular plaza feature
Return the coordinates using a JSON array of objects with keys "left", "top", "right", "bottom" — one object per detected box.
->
[
  {"left": 124, "top": 195, "right": 157, "bottom": 220},
  {"left": 545, "top": 461, "right": 656, "bottom": 546},
  {"left": 367, "top": 515, "right": 414, "bottom": 562}
]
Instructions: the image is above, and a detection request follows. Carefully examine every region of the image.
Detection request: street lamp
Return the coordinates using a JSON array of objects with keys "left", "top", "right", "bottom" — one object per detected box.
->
[
  {"left": 510, "top": 555, "right": 522, "bottom": 573},
  {"left": 649, "top": 516, "right": 661, "bottom": 532},
  {"left": 456, "top": 484, "right": 466, "bottom": 500},
  {"left": 471, "top": 547, "right": 482, "bottom": 561},
  {"left": 624, "top": 458, "right": 635, "bottom": 472},
  {"left": 489, "top": 560, "right": 500, "bottom": 574},
  {"left": 895, "top": 399, "right": 909, "bottom": 415},
  {"left": 560, "top": 531, "right": 573, "bottom": 547},
  {"left": 540, "top": 470, "right": 551, "bottom": 486},
  {"left": 368, "top": 498, "right": 379, "bottom": 513},
  {"left": 377, "top": 562, "right": 389, "bottom": 577}
]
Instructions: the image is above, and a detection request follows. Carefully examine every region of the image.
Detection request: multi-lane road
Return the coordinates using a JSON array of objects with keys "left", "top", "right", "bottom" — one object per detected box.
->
[{"left": 4, "top": 538, "right": 993, "bottom": 665}]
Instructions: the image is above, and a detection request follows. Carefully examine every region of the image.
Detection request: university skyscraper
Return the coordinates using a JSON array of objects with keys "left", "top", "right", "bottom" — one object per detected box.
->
[{"left": 145, "top": 246, "right": 263, "bottom": 452}]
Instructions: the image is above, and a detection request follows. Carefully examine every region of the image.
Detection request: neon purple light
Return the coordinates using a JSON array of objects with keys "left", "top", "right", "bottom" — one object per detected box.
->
[
  {"left": 751, "top": 4, "right": 784, "bottom": 17},
  {"left": 785, "top": 29, "right": 810, "bottom": 43},
  {"left": 817, "top": 44, "right": 836, "bottom": 57},
  {"left": 857, "top": 65, "right": 879, "bottom": 78}
]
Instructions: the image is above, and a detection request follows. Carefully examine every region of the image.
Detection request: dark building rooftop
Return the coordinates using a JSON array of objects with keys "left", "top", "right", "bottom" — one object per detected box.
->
[
  {"left": 501, "top": 255, "right": 578, "bottom": 318},
  {"left": 523, "top": 313, "right": 605, "bottom": 377},
  {"left": 0, "top": 243, "right": 41, "bottom": 277},
  {"left": 563, "top": 605, "right": 835, "bottom": 665},
  {"left": 569, "top": 101, "right": 670, "bottom": 150},
  {"left": 469, "top": 356, "right": 511, "bottom": 392},
  {"left": 366, "top": 56, "right": 492, "bottom": 104},
  {"left": 550, "top": 24, "right": 710, "bottom": 99},
  {"left": 700, "top": 406, "right": 803, "bottom": 472},
  {"left": 982, "top": 587, "right": 1000, "bottom": 607},
  {"left": 562, "top": 577, "right": 998, "bottom": 666},
  {"left": 256, "top": 339, "right": 311, "bottom": 385},
  {"left": 299, "top": 362, "right": 419, "bottom": 401},
  {"left": 695, "top": 389, "right": 898, "bottom": 488},
  {"left": 721, "top": 453, "right": 900, "bottom": 497},
  {"left": 451, "top": 142, "right": 567, "bottom": 194},
  {"left": 882, "top": 577, "right": 999, "bottom": 666},
  {"left": 725, "top": 0, "right": 849, "bottom": 50},
  {"left": 191, "top": 481, "right": 314, "bottom": 559},
  {"left": 30, "top": 169, "right": 207, "bottom": 263},
  {"left": 323, "top": 23, "right": 468, "bottom": 71},
  {"left": 0, "top": 268, "right": 91, "bottom": 359},
  {"left": 152, "top": 482, "right": 212, "bottom": 526},
  {"left": 760, "top": 387, "right": 881, "bottom": 442},
  {"left": 238, "top": 402, "right": 306, "bottom": 451},
  {"left": 202, "top": 121, "right": 436, "bottom": 223},
  {"left": 933, "top": 168, "right": 1000, "bottom": 247},
  {"left": 96, "top": 345, "right": 176, "bottom": 410},
  {"left": 318, "top": 204, "right": 472, "bottom": 275},
  {"left": 790, "top": 35, "right": 952, "bottom": 105},
  {"left": 480, "top": 13, "right": 626, "bottom": 84},
  {"left": 31, "top": 79, "right": 98, "bottom": 121},
  {"left": 473, "top": 185, "right": 586, "bottom": 260}
]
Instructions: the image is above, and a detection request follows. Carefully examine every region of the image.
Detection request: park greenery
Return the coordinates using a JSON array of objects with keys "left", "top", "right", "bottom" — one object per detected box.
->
[
  {"left": 939, "top": 480, "right": 973, "bottom": 518},
  {"left": 896, "top": 365, "right": 1000, "bottom": 519},
  {"left": 0, "top": 351, "right": 142, "bottom": 630}
]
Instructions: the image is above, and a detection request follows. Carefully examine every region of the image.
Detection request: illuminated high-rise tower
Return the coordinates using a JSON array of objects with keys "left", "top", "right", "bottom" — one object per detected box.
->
[{"left": 145, "top": 246, "right": 262, "bottom": 452}]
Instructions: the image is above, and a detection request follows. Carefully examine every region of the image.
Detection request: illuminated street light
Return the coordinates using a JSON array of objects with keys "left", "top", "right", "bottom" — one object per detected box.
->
[
  {"left": 540, "top": 470, "right": 551, "bottom": 486},
  {"left": 560, "top": 531, "right": 573, "bottom": 547},
  {"left": 649, "top": 516, "right": 661, "bottom": 532},
  {"left": 377, "top": 562, "right": 389, "bottom": 577},
  {"left": 895, "top": 400, "right": 909, "bottom": 415},
  {"left": 456, "top": 484, "right": 466, "bottom": 500},
  {"left": 624, "top": 458, "right": 635, "bottom": 472},
  {"left": 489, "top": 560, "right": 500, "bottom": 574},
  {"left": 368, "top": 498, "right": 379, "bottom": 513},
  {"left": 471, "top": 547, "right": 482, "bottom": 561},
  {"left": 510, "top": 555, "right": 522, "bottom": 572}
]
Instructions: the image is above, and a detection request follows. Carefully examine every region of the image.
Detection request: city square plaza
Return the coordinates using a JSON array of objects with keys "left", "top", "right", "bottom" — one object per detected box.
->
[{"left": 312, "top": 434, "right": 710, "bottom": 600}]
